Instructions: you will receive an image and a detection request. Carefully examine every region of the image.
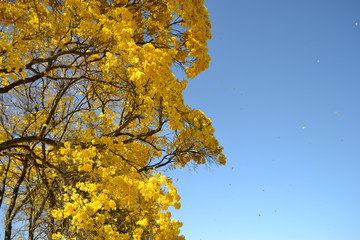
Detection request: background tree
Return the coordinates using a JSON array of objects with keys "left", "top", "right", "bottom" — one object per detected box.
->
[{"left": 0, "top": 0, "right": 225, "bottom": 239}]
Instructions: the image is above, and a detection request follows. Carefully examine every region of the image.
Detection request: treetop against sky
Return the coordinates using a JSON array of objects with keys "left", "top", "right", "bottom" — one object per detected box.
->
[{"left": 0, "top": 0, "right": 225, "bottom": 239}]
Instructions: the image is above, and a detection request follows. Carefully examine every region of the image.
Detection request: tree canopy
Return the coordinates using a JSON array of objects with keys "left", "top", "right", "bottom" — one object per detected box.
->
[{"left": 0, "top": 0, "right": 225, "bottom": 239}]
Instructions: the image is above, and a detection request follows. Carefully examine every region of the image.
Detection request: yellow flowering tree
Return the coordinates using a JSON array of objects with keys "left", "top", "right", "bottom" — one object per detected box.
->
[{"left": 0, "top": 0, "right": 225, "bottom": 239}]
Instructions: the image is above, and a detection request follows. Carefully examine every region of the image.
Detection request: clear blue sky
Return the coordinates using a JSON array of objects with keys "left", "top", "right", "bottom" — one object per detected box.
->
[{"left": 169, "top": 0, "right": 360, "bottom": 239}]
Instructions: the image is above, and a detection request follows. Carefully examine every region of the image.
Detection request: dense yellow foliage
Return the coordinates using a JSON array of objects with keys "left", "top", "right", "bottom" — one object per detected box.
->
[{"left": 0, "top": 0, "right": 225, "bottom": 239}]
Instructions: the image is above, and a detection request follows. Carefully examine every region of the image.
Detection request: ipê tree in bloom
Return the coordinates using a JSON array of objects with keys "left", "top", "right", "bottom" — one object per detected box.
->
[{"left": 0, "top": 0, "right": 226, "bottom": 239}]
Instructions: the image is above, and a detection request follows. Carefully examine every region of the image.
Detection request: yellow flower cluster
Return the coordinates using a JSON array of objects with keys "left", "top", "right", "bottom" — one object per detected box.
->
[{"left": 0, "top": 0, "right": 225, "bottom": 239}]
